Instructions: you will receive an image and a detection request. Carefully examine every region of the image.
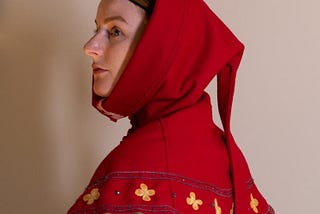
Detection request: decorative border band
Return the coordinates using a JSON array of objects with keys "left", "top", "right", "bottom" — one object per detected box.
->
[
  {"left": 70, "top": 204, "right": 179, "bottom": 214},
  {"left": 87, "top": 171, "right": 233, "bottom": 198}
]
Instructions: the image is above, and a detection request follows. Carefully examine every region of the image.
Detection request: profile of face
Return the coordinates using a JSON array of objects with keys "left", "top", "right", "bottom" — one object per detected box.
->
[{"left": 83, "top": 0, "right": 148, "bottom": 97}]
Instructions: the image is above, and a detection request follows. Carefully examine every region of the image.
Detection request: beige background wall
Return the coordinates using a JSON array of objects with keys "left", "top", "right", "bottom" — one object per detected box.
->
[{"left": 0, "top": 0, "right": 319, "bottom": 213}]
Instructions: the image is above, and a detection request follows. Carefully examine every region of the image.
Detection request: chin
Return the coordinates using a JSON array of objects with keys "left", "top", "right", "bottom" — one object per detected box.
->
[{"left": 93, "top": 85, "right": 111, "bottom": 97}]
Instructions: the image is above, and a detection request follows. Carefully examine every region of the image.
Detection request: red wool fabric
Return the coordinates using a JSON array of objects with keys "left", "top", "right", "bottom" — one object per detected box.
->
[{"left": 68, "top": 0, "right": 273, "bottom": 213}]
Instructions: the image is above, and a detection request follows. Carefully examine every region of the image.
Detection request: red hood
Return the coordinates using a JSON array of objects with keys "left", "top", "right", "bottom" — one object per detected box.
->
[
  {"left": 88, "top": 2, "right": 274, "bottom": 213},
  {"left": 92, "top": 0, "right": 244, "bottom": 128}
]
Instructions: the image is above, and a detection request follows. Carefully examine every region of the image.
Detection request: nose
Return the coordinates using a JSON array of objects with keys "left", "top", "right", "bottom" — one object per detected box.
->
[{"left": 83, "top": 35, "right": 103, "bottom": 58}]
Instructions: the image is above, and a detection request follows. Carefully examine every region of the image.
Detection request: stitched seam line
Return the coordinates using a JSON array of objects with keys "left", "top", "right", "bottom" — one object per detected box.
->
[
  {"left": 159, "top": 118, "right": 175, "bottom": 206},
  {"left": 87, "top": 171, "right": 233, "bottom": 198},
  {"left": 130, "top": 1, "right": 186, "bottom": 113}
]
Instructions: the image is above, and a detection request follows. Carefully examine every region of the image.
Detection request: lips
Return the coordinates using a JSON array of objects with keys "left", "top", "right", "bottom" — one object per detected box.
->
[
  {"left": 93, "top": 68, "right": 108, "bottom": 75},
  {"left": 92, "top": 64, "right": 109, "bottom": 75}
]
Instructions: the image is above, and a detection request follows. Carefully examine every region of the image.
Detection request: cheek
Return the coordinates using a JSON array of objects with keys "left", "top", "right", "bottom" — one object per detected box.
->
[{"left": 107, "top": 41, "right": 134, "bottom": 74}]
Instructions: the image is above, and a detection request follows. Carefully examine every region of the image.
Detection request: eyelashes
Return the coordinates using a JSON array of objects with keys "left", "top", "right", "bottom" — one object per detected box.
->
[
  {"left": 93, "top": 26, "right": 123, "bottom": 39},
  {"left": 109, "top": 27, "right": 122, "bottom": 37}
]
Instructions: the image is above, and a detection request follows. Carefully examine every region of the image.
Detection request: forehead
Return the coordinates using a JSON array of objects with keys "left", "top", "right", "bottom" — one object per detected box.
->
[{"left": 96, "top": 0, "right": 143, "bottom": 22}]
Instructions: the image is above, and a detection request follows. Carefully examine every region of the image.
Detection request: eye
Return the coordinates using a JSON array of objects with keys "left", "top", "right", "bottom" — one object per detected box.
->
[{"left": 110, "top": 27, "right": 122, "bottom": 38}]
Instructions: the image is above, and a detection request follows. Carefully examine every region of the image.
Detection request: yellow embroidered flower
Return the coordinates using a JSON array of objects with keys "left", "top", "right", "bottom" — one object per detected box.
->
[
  {"left": 214, "top": 198, "right": 222, "bottom": 214},
  {"left": 83, "top": 188, "right": 100, "bottom": 205},
  {"left": 250, "top": 193, "right": 259, "bottom": 213},
  {"left": 135, "top": 183, "right": 156, "bottom": 202},
  {"left": 186, "top": 192, "right": 203, "bottom": 211},
  {"left": 230, "top": 202, "right": 234, "bottom": 214}
]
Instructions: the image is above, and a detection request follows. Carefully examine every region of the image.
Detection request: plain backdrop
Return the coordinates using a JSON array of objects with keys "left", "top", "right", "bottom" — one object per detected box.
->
[{"left": 1, "top": 0, "right": 319, "bottom": 213}]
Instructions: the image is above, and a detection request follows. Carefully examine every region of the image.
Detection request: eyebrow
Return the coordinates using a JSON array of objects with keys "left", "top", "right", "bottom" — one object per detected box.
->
[{"left": 95, "top": 16, "right": 128, "bottom": 25}]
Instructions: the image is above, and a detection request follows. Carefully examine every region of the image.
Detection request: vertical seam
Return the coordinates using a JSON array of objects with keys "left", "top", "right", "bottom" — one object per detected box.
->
[
  {"left": 158, "top": 118, "right": 175, "bottom": 207},
  {"left": 157, "top": 0, "right": 189, "bottom": 208}
]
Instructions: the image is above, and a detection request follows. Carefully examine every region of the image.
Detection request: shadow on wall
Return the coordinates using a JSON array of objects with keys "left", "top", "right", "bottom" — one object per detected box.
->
[{"left": 0, "top": 0, "right": 129, "bottom": 213}]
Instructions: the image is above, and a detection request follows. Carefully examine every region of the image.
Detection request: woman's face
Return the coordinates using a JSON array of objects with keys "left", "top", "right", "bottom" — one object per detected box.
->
[{"left": 84, "top": 0, "right": 148, "bottom": 97}]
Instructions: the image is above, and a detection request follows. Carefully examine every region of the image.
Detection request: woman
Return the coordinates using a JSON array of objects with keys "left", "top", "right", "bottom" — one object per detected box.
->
[{"left": 68, "top": 0, "right": 274, "bottom": 213}]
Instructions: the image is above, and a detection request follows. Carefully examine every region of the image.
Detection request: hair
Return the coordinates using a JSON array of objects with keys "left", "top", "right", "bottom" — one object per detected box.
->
[{"left": 128, "top": 0, "right": 154, "bottom": 16}]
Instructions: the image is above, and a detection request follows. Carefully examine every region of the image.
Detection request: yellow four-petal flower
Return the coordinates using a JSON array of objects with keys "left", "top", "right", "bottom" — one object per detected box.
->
[
  {"left": 230, "top": 202, "right": 234, "bottom": 214},
  {"left": 135, "top": 183, "right": 156, "bottom": 202},
  {"left": 186, "top": 192, "right": 203, "bottom": 211},
  {"left": 250, "top": 193, "right": 259, "bottom": 213},
  {"left": 214, "top": 198, "right": 222, "bottom": 214},
  {"left": 83, "top": 188, "right": 100, "bottom": 205}
]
